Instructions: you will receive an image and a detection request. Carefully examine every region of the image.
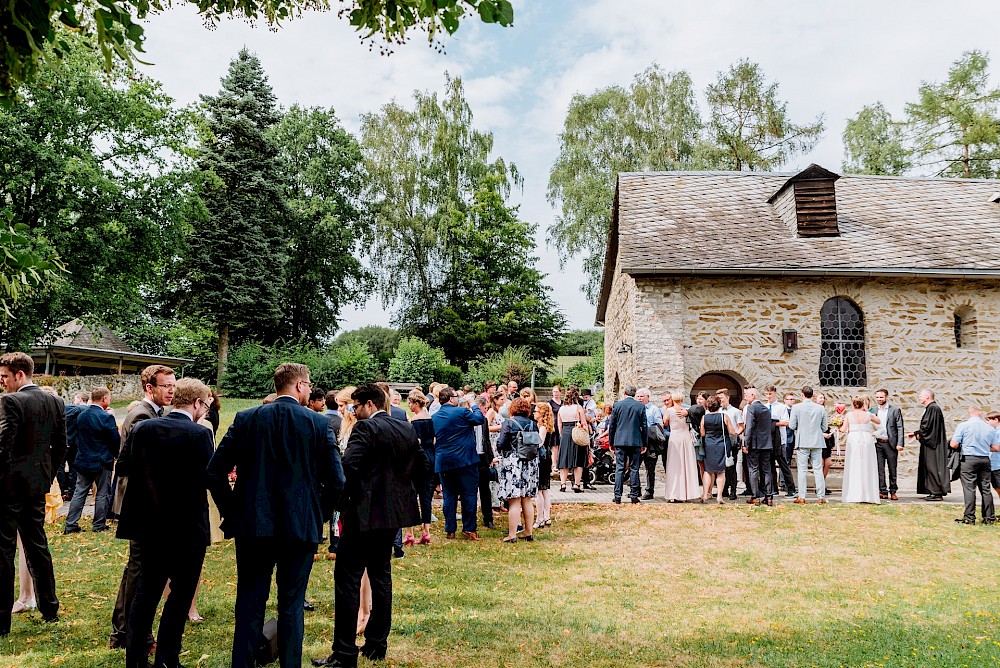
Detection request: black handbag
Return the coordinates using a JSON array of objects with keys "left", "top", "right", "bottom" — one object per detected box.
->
[
  {"left": 256, "top": 617, "right": 278, "bottom": 665},
  {"left": 648, "top": 422, "right": 666, "bottom": 444}
]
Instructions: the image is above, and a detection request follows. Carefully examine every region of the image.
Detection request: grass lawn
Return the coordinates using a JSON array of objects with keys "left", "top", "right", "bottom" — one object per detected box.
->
[{"left": 1, "top": 500, "right": 997, "bottom": 668}]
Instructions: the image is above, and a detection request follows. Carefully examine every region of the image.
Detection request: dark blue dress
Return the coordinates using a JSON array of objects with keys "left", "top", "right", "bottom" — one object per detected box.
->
[{"left": 702, "top": 412, "right": 730, "bottom": 474}]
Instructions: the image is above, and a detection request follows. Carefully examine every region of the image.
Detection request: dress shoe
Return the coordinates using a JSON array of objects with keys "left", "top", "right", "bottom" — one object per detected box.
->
[
  {"left": 445, "top": 532, "right": 456, "bottom": 539},
  {"left": 728, "top": 494, "right": 737, "bottom": 501},
  {"left": 765, "top": 498, "right": 774, "bottom": 507},
  {"left": 42, "top": 614, "right": 58, "bottom": 624},
  {"left": 982, "top": 518, "right": 996, "bottom": 525},
  {"left": 746, "top": 498, "right": 756, "bottom": 504},
  {"left": 924, "top": 495, "right": 944, "bottom": 501},
  {"left": 890, "top": 493, "right": 899, "bottom": 501},
  {"left": 303, "top": 600, "right": 315, "bottom": 612},
  {"left": 393, "top": 546, "right": 405, "bottom": 558},
  {"left": 785, "top": 490, "right": 796, "bottom": 497},
  {"left": 641, "top": 493, "right": 654, "bottom": 500},
  {"left": 631, "top": 497, "right": 640, "bottom": 504},
  {"left": 482, "top": 522, "right": 495, "bottom": 530},
  {"left": 879, "top": 493, "right": 889, "bottom": 499},
  {"left": 793, "top": 497, "right": 806, "bottom": 504},
  {"left": 360, "top": 645, "right": 386, "bottom": 661},
  {"left": 93, "top": 526, "right": 112, "bottom": 533},
  {"left": 63, "top": 526, "right": 81, "bottom": 535},
  {"left": 612, "top": 498, "right": 621, "bottom": 504},
  {"left": 750, "top": 499, "right": 761, "bottom": 506},
  {"left": 461, "top": 531, "right": 480, "bottom": 541},
  {"left": 311, "top": 655, "right": 356, "bottom": 668},
  {"left": 584, "top": 483, "right": 597, "bottom": 490},
  {"left": 817, "top": 499, "right": 827, "bottom": 505},
  {"left": 954, "top": 518, "right": 975, "bottom": 525}
]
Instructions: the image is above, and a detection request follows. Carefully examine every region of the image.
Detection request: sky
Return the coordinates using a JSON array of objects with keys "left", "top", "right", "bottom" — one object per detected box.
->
[{"left": 139, "top": 0, "right": 1000, "bottom": 333}]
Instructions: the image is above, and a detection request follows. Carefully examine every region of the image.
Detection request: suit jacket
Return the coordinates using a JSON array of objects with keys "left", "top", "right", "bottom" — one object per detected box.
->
[
  {"left": 207, "top": 396, "right": 345, "bottom": 543},
  {"left": 0, "top": 385, "right": 67, "bottom": 497},
  {"left": 884, "top": 405, "right": 905, "bottom": 448},
  {"left": 116, "top": 412, "right": 215, "bottom": 547},
  {"left": 340, "top": 411, "right": 429, "bottom": 532},
  {"left": 73, "top": 404, "right": 120, "bottom": 473},
  {"left": 116, "top": 399, "right": 163, "bottom": 477},
  {"left": 63, "top": 403, "right": 86, "bottom": 470},
  {"left": 789, "top": 399, "right": 828, "bottom": 450},
  {"left": 431, "top": 404, "right": 486, "bottom": 473},
  {"left": 744, "top": 400, "right": 774, "bottom": 450},
  {"left": 608, "top": 396, "right": 647, "bottom": 449},
  {"left": 324, "top": 410, "right": 343, "bottom": 443},
  {"left": 389, "top": 405, "right": 408, "bottom": 422}
]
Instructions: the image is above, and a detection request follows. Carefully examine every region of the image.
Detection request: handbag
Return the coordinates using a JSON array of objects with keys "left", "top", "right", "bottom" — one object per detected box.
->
[
  {"left": 648, "top": 422, "right": 666, "bottom": 444},
  {"left": 572, "top": 424, "right": 590, "bottom": 446},
  {"left": 256, "top": 617, "right": 279, "bottom": 665}
]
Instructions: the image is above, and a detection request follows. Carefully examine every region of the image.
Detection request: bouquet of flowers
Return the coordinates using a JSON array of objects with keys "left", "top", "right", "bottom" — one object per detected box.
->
[{"left": 829, "top": 403, "right": 847, "bottom": 456}]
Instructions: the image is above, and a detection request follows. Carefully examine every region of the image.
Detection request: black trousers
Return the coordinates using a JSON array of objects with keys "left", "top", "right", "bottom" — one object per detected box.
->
[
  {"left": 331, "top": 526, "right": 397, "bottom": 666},
  {"left": 477, "top": 467, "right": 494, "bottom": 527},
  {"left": 232, "top": 537, "right": 315, "bottom": 668},
  {"left": 960, "top": 456, "right": 995, "bottom": 522},
  {"left": 642, "top": 446, "right": 667, "bottom": 495},
  {"left": 876, "top": 440, "right": 899, "bottom": 494},
  {"left": 770, "top": 444, "right": 795, "bottom": 493},
  {"left": 747, "top": 449, "right": 774, "bottom": 500},
  {"left": 0, "top": 493, "right": 58, "bottom": 634},
  {"left": 125, "top": 538, "right": 205, "bottom": 668},
  {"left": 111, "top": 540, "right": 154, "bottom": 648}
]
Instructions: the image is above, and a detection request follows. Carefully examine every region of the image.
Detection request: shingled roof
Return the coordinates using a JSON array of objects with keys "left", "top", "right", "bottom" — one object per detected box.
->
[
  {"left": 595, "top": 167, "right": 1000, "bottom": 323},
  {"left": 49, "top": 319, "right": 133, "bottom": 352}
]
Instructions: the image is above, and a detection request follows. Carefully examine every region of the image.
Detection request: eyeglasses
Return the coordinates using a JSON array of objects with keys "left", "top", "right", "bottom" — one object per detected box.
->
[
  {"left": 298, "top": 379, "right": 312, "bottom": 388},
  {"left": 156, "top": 384, "right": 176, "bottom": 390}
]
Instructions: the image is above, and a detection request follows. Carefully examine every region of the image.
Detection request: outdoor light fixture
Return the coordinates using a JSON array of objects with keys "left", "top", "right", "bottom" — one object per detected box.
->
[
  {"left": 617, "top": 343, "right": 634, "bottom": 354},
  {"left": 782, "top": 329, "right": 799, "bottom": 353}
]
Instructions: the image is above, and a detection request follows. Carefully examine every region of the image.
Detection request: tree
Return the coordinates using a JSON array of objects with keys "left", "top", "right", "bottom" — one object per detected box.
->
[
  {"left": 842, "top": 102, "right": 911, "bottom": 175},
  {"left": 184, "top": 49, "right": 289, "bottom": 384},
  {"left": 387, "top": 337, "right": 446, "bottom": 388},
  {"left": 0, "top": 222, "right": 65, "bottom": 321},
  {"left": 334, "top": 326, "right": 402, "bottom": 374},
  {"left": 1, "top": 0, "right": 514, "bottom": 103},
  {"left": 0, "top": 34, "right": 197, "bottom": 350},
  {"left": 556, "top": 329, "right": 604, "bottom": 357},
  {"left": 360, "top": 74, "right": 519, "bottom": 315},
  {"left": 704, "top": 59, "right": 824, "bottom": 171},
  {"left": 465, "top": 346, "right": 535, "bottom": 391},
  {"left": 905, "top": 50, "right": 1000, "bottom": 178},
  {"left": 547, "top": 65, "right": 704, "bottom": 302},
  {"left": 398, "top": 174, "right": 566, "bottom": 367},
  {"left": 270, "top": 105, "right": 368, "bottom": 343}
]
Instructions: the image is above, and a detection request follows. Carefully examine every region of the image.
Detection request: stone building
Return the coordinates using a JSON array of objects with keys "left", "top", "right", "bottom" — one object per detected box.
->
[{"left": 597, "top": 165, "right": 1000, "bottom": 432}]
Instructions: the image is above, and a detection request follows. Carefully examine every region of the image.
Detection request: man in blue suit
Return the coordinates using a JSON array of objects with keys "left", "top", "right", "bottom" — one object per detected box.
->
[
  {"left": 431, "top": 386, "right": 485, "bottom": 540},
  {"left": 64, "top": 387, "right": 119, "bottom": 534},
  {"left": 208, "top": 363, "right": 345, "bottom": 668},
  {"left": 118, "top": 378, "right": 216, "bottom": 668},
  {"left": 608, "top": 385, "right": 648, "bottom": 504}
]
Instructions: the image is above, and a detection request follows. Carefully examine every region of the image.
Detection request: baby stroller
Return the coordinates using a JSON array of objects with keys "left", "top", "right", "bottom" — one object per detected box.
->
[{"left": 590, "top": 432, "right": 615, "bottom": 485}]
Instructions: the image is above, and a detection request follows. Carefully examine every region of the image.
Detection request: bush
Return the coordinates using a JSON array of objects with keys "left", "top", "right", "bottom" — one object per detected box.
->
[
  {"left": 435, "top": 364, "right": 464, "bottom": 389},
  {"left": 387, "top": 337, "right": 447, "bottom": 388},
  {"left": 222, "top": 340, "right": 378, "bottom": 397},
  {"left": 465, "top": 346, "right": 535, "bottom": 391},
  {"left": 334, "top": 326, "right": 401, "bottom": 375},
  {"left": 565, "top": 347, "right": 605, "bottom": 391}
]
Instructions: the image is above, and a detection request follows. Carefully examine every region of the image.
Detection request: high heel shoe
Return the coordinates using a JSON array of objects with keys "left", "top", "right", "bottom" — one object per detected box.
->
[
  {"left": 417, "top": 531, "right": 431, "bottom": 545},
  {"left": 12, "top": 598, "right": 35, "bottom": 614},
  {"left": 559, "top": 483, "right": 567, "bottom": 493},
  {"left": 402, "top": 533, "right": 415, "bottom": 547}
]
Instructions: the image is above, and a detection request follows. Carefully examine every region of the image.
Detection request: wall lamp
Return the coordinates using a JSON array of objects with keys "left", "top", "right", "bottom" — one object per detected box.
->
[
  {"left": 617, "top": 343, "right": 634, "bottom": 355},
  {"left": 782, "top": 329, "right": 799, "bottom": 353}
]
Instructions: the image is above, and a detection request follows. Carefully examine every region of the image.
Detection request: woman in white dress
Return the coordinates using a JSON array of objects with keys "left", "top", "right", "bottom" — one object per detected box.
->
[{"left": 840, "top": 395, "right": 882, "bottom": 504}]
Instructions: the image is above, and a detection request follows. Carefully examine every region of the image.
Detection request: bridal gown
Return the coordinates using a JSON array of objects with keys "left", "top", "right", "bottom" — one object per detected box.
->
[{"left": 841, "top": 415, "right": 881, "bottom": 504}]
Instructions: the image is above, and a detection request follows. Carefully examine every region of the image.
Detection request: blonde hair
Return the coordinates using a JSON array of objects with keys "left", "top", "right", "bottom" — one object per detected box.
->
[
  {"left": 407, "top": 388, "right": 428, "bottom": 408},
  {"left": 671, "top": 391, "right": 684, "bottom": 404},
  {"left": 519, "top": 387, "right": 537, "bottom": 403},
  {"left": 851, "top": 395, "right": 865, "bottom": 409},
  {"left": 535, "top": 401, "right": 555, "bottom": 432},
  {"left": 173, "top": 378, "right": 211, "bottom": 407}
]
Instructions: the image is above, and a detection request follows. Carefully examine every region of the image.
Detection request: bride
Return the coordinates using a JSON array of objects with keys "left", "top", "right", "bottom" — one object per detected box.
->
[{"left": 839, "top": 396, "right": 882, "bottom": 504}]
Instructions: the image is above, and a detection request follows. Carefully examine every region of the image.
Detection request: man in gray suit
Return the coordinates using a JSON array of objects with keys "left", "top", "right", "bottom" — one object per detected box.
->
[
  {"left": 873, "top": 389, "right": 905, "bottom": 500},
  {"left": 742, "top": 387, "right": 774, "bottom": 505},
  {"left": 109, "top": 364, "right": 175, "bottom": 650},
  {"left": 789, "top": 386, "right": 828, "bottom": 504},
  {"left": 608, "top": 385, "right": 648, "bottom": 504}
]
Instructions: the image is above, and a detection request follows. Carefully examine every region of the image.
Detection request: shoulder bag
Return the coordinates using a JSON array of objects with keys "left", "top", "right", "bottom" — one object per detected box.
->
[
  {"left": 721, "top": 414, "right": 735, "bottom": 468},
  {"left": 572, "top": 424, "right": 590, "bottom": 446}
]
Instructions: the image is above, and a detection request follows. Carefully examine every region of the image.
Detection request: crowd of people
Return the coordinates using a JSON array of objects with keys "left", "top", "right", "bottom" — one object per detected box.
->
[{"left": 1, "top": 350, "right": 998, "bottom": 668}]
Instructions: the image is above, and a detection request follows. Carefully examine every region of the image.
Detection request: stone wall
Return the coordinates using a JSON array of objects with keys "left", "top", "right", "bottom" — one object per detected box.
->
[
  {"left": 35, "top": 374, "right": 144, "bottom": 402},
  {"left": 604, "top": 273, "right": 1000, "bottom": 435}
]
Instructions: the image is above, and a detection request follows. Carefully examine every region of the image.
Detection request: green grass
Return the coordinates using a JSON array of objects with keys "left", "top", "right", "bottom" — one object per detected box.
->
[{"left": 1, "top": 502, "right": 996, "bottom": 668}]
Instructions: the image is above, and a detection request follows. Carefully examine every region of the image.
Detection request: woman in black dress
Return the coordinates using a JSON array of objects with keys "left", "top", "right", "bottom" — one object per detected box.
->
[
  {"left": 407, "top": 389, "right": 436, "bottom": 546},
  {"left": 533, "top": 402, "right": 556, "bottom": 527}
]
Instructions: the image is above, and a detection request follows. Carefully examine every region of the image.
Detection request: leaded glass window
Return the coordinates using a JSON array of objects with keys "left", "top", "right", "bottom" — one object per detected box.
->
[{"left": 819, "top": 297, "right": 866, "bottom": 387}]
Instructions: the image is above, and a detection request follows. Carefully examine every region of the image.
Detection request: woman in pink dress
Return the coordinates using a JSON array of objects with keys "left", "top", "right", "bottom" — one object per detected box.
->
[{"left": 663, "top": 392, "right": 701, "bottom": 502}]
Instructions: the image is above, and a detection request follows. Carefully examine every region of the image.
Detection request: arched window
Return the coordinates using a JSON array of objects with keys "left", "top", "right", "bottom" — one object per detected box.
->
[
  {"left": 954, "top": 305, "right": 978, "bottom": 349},
  {"left": 819, "top": 297, "right": 866, "bottom": 386}
]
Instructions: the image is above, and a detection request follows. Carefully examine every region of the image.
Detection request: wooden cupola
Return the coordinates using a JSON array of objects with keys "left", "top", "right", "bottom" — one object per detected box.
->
[{"left": 768, "top": 164, "right": 841, "bottom": 237}]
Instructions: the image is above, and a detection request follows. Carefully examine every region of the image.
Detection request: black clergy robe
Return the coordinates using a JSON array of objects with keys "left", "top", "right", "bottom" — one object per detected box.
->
[{"left": 916, "top": 401, "right": 950, "bottom": 496}]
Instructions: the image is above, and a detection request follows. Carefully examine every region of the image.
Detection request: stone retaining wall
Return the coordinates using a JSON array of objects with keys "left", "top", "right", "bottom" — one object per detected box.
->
[{"left": 34, "top": 374, "right": 144, "bottom": 402}]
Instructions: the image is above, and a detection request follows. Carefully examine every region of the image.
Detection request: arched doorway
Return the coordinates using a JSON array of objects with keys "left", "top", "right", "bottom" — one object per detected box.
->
[{"left": 691, "top": 371, "right": 746, "bottom": 406}]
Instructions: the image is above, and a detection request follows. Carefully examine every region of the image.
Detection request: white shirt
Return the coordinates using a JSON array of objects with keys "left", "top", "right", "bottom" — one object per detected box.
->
[
  {"left": 767, "top": 401, "right": 790, "bottom": 445},
  {"left": 874, "top": 407, "right": 888, "bottom": 440}
]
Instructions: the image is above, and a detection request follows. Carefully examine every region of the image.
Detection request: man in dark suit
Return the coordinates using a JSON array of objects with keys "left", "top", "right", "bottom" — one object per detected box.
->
[
  {"left": 608, "top": 385, "right": 648, "bottom": 504},
  {"left": 874, "top": 389, "right": 905, "bottom": 500},
  {"left": 109, "top": 363, "right": 175, "bottom": 650},
  {"left": 743, "top": 387, "right": 775, "bottom": 505},
  {"left": 0, "top": 352, "right": 66, "bottom": 635},
  {"left": 313, "top": 384, "right": 428, "bottom": 668},
  {"left": 118, "top": 378, "right": 216, "bottom": 668},
  {"left": 208, "top": 363, "right": 344, "bottom": 668},
  {"left": 63, "top": 387, "right": 119, "bottom": 534}
]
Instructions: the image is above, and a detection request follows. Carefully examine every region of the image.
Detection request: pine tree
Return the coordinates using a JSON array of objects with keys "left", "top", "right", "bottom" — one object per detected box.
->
[{"left": 186, "top": 49, "right": 289, "bottom": 384}]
